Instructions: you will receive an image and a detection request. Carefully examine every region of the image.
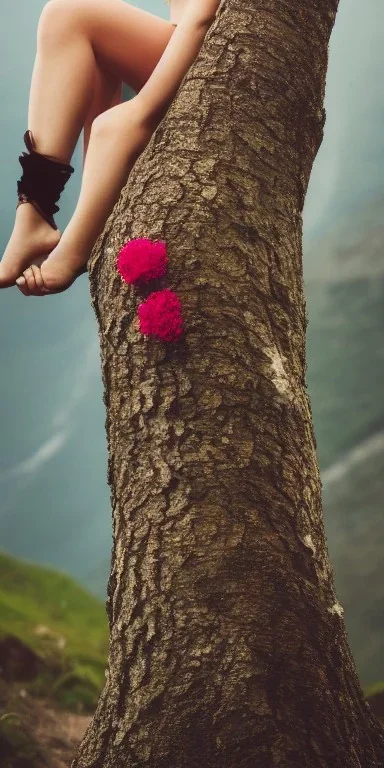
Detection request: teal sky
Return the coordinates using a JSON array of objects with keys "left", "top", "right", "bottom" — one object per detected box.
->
[
  {"left": 304, "top": 0, "right": 384, "bottom": 237},
  {"left": 0, "top": 0, "right": 383, "bottom": 599}
]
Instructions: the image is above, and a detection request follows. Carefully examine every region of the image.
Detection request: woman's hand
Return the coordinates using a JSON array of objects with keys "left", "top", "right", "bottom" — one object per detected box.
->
[{"left": 184, "top": 0, "right": 220, "bottom": 27}]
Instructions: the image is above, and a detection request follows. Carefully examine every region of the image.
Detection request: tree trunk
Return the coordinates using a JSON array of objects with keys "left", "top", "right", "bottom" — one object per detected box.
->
[{"left": 72, "top": 0, "right": 384, "bottom": 765}]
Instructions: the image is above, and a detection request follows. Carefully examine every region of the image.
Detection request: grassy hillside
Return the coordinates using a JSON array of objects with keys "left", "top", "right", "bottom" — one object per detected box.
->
[{"left": 0, "top": 549, "right": 108, "bottom": 713}]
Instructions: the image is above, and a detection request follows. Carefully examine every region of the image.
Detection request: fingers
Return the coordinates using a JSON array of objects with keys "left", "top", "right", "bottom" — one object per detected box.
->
[
  {"left": 15, "top": 275, "right": 30, "bottom": 296},
  {"left": 31, "top": 264, "right": 48, "bottom": 294},
  {"left": 16, "top": 265, "right": 48, "bottom": 297}
]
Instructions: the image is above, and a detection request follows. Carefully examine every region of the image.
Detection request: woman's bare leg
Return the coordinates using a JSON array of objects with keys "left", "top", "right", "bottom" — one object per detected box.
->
[
  {"left": 12, "top": 0, "right": 218, "bottom": 295},
  {"left": 0, "top": 0, "right": 176, "bottom": 289},
  {"left": 82, "top": 63, "right": 123, "bottom": 167}
]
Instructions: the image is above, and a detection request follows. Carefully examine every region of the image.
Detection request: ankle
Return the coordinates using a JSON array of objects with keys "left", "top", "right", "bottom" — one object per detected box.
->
[{"left": 16, "top": 201, "right": 53, "bottom": 230}]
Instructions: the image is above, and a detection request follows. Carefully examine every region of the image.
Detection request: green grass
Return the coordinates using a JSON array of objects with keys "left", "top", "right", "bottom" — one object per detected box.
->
[{"left": 0, "top": 549, "right": 109, "bottom": 713}]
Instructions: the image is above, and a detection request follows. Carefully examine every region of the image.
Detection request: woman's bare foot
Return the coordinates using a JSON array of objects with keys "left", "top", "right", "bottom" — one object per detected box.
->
[
  {"left": 15, "top": 232, "right": 89, "bottom": 296},
  {"left": 0, "top": 203, "right": 61, "bottom": 288}
]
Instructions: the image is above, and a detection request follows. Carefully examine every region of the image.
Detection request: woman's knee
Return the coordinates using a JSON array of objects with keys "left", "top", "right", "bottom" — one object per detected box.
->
[
  {"left": 90, "top": 98, "right": 152, "bottom": 146},
  {"left": 38, "top": 0, "right": 87, "bottom": 47},
  {"left": 90, "top": 101, "right": 131, "bottom": 139}
]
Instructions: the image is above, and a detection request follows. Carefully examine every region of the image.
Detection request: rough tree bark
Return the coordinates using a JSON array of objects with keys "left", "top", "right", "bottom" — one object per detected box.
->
[{"left": 72, "top": 0, "right": 384, "bottom": 765}]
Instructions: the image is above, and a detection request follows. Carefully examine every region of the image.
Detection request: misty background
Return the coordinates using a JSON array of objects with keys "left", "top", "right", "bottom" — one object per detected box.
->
[{"left": 0, "top": 0, "right": 383, "bottom": 687}]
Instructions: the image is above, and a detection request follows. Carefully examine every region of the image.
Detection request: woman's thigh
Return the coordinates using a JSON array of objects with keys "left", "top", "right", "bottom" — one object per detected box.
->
[{"left": 40, "top": 0, "right": 177, "bottom": 93}]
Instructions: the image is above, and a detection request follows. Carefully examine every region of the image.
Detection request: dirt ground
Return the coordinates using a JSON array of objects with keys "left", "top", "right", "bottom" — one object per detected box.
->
[
  {"left": 1, "top": 681, "right": 92, "bottom": 768},
  {"left": 30, "top": 696, "right": 92, "bottom": 767}
]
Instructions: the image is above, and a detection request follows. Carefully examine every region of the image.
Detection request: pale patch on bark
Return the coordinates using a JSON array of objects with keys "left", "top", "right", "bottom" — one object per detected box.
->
[
  {"left": 303, "top": 533, "right": 316, "bottom": 555},
  {"left": 201, "top": 185, "right": 218, "bottom": 199},
  {"left": 328, "top": 601, "right": 345, "bottom": 617},
  {"left": 264, "top": 345, "right": 295, "bottom": 401}
]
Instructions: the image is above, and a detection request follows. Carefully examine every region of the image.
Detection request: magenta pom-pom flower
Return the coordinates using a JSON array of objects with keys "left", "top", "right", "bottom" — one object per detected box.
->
[
  {"left": 116, "top": 237, "right": 167, "bottom": 285},
  {"left": 137, "top": 288, "right": 183, "bottom": 342}
]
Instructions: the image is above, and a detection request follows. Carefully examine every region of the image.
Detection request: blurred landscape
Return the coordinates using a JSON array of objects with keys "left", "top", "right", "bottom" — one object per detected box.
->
[{"left": 305, "top": 195, "right": 384, "bottom": 687}]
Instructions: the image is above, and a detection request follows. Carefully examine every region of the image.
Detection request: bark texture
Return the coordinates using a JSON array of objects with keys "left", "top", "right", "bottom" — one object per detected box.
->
[{"left": 72, "top": 0, "right": 384, "bottom": 765}]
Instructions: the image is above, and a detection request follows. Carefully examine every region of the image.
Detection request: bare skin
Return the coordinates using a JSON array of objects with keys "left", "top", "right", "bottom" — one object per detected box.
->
[{"left": 0, "top": 0, "right": 219, "bottom": 297}]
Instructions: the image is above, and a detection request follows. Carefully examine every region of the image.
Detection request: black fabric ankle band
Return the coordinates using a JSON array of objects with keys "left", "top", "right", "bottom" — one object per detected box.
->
[{"left": 17, "top": 132, "right": 74, "bottom": 230}]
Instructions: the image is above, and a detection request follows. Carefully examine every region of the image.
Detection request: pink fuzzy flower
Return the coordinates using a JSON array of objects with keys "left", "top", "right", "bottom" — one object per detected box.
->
[
  {"left": 137, "top": 289, "right": 183, "bottom": 342},
  {"left": 116, "top": 237, "right": 167, "bottom": 285}
]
